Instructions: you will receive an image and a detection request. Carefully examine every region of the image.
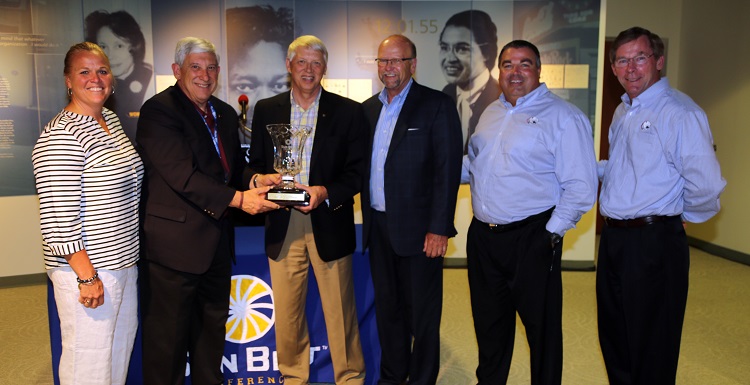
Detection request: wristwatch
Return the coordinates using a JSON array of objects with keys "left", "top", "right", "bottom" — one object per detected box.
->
[{"left": 549, "top": 232, "right": 562, "bottom": 248}]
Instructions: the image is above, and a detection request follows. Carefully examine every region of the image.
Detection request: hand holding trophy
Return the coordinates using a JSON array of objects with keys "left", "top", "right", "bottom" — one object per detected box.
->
[{"left": 266, "top": 123, "right": 313, "bottom": 206}]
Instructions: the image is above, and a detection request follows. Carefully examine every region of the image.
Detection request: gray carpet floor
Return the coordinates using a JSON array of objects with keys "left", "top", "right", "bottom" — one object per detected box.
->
[{"left": 2, "top": 246, "right": 749, "bottom": 384}]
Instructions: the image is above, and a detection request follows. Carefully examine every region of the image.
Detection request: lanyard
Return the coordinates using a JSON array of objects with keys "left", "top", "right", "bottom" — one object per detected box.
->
[{"left": 197, "top": 101, "right": 222, "bottom": 158}]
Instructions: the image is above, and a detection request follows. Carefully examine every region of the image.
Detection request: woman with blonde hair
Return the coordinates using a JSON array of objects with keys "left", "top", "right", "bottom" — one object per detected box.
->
[{"left": 32, "top": 41, "right": 143, "bottom": 385}]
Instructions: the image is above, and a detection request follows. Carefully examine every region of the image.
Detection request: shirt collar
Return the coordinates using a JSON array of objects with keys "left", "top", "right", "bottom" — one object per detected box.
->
[
  {"left": 176, "top": 84, "right": 211, "bottom": 116},
  {"left": 379, "top": 78, "right": 414, "bottom": 106},
  {"left": 500, "top": 82, "right": 549, "bottom": 108},
  {"left": 290, "top": 87, "right": 323, "bottom": 110},
  {"left": 622, "top": 77, "right": 670, "bottom": 109}
]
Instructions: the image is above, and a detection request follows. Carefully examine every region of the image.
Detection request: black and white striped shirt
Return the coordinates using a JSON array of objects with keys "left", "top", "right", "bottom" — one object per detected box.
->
[{"left": 32, "top": 109, "right": 144, "bottom": 270}]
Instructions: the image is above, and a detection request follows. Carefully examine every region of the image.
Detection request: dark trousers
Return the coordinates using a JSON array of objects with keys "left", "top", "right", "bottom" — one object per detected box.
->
[
  {"left": 467, "top": 211, "right": 562, "bottom": 385},
  {"left": 369, "top": 210, "right": 443, "bottom": 385},
  {"left": 597, "top": 217, "right": 689, "bottom": 385},
  {"left": 140, "top": 229, "right": 233, "bottom": 385}
]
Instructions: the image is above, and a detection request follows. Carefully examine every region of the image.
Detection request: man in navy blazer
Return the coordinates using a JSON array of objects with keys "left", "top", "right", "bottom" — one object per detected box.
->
[
  {"left": 137, "top": 37, "right": 277, "bottom": 385},
  {"left": 361, "top": 35, "right": 462, "bottom": 385},
  {"left": 247, "top": 35, "right": 366, "bottom": 385}
]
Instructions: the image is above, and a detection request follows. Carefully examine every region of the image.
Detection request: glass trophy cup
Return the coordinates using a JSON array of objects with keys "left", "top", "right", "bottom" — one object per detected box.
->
[{"left": 266, "top": 124, "right": 313, "bottom": 206}]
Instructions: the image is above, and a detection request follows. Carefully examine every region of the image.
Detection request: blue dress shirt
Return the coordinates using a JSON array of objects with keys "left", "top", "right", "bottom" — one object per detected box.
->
[
  {"left": 370, "top": 79, "right": 414, "bottom": 211},
  {"left": 598, "top": 77, "right": 726, "bottom": 223},
  {"left": 461, "top": 83, "right": 598, "bottom": 236}
]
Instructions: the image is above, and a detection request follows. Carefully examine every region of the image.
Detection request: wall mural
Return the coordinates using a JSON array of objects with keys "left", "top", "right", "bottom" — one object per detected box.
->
[
  {"left": 0, "top": 0, "right": 599, "bottom": 196},
  {"left": 2, "top": 1, "right": 600, "bottom": 382}
]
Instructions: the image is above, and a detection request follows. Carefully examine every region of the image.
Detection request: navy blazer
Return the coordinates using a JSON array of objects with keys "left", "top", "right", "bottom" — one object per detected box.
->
[
  {"left": 361, "top": 81, "right": 463, "bottom": 256},
  {"left": 136, "top": 85, "right": 247, "bottom": 274},
  {"left": 248, "top": 90, "right": 366, "bottom": 261}
]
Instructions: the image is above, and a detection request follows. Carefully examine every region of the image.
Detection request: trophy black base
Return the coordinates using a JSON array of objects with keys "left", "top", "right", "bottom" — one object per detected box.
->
[{"left": 267, "top": 188, "right": 310, "bottom": 206}]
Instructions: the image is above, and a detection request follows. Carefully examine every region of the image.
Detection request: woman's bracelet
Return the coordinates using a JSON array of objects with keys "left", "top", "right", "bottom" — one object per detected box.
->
[
  {"left": 76, "top": 270, "right": 99, "bottom": 286},
  {"left": 252, "top": 174, "right": 262, "bottom": 188}
]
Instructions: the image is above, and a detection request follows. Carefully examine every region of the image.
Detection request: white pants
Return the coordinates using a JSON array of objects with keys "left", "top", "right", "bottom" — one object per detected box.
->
[{"left": 49, "top": 265, "right": 138, "bottom": 385}]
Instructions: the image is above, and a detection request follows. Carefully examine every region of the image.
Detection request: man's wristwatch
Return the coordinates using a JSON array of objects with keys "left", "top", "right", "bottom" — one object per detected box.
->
[{"left": 549, "top": 232, "right": 562, "bottom": 248}]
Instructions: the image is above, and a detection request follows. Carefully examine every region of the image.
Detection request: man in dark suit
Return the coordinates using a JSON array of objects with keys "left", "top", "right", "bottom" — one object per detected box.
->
[
  {"left": 136, "top": 37, "right": 278, "bottom": 385},
  {"left": 362, "top": 34, "right": 462, "bottom": 385},
  {"left": 439, "top": 10, "right": 501, "bottom": 153},
  {"left": 247, "top": 35, "right": 366, "bottom": 385}
]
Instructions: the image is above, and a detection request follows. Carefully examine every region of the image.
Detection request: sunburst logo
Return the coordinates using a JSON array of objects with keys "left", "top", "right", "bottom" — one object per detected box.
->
[{"left": 226, "top": 275, "right": 275, "bottom": 344}]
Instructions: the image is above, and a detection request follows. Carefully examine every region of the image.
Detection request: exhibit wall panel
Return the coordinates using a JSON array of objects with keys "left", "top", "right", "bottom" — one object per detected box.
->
[{"left": 1, "top": 0, "right": 603, "bottom": 276}]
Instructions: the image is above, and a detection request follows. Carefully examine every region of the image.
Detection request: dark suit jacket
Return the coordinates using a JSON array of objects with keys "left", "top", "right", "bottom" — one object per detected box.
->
[
  {"left": 442, "top": 77, "right": 500, "bottom": 152},
  {"left": 136, "top": 85, "right": 249, "bottom": 274},
  {"left": 248, "top": 90, "right": 365, "bottom": 262},
  {"left": 361, "top": 81, "right": 463, "bottom": 256}
]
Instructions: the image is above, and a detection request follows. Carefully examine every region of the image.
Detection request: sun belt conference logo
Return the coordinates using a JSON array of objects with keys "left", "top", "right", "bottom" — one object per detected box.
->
[{"left": 226, "top": 275, "right": 275, "bottom": 344}]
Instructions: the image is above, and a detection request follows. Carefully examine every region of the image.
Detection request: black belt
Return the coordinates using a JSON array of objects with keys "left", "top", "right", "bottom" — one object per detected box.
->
[
  {"left": 476, "top": 207, "right": 554, "bottom": 233},
  {"left": 603, "top": 215, "right": 681, "bottom": 228}
]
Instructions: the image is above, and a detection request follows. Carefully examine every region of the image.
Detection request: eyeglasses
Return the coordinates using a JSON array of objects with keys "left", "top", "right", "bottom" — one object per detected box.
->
[
  {"left": 439, "top": 42, "right": 486, "bottom": 58},
  {"left": 613, "top": 53, "right": 655, "bottom": 68},
  {"left": 375, "top": 58, "right": 413, "bottom": 66}
]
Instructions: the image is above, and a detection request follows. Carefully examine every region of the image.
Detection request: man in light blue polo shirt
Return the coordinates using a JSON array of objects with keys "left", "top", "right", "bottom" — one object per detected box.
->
[
  {"left": 462, "top": 39, "right": 598, "bottom": 385},
  {"left": 597, "top": 26, "right": 726, "bottom": 385}
]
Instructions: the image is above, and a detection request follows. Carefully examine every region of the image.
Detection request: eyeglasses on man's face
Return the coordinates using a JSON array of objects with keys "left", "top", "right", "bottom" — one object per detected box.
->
[
  {"left": 613, "top": 53, "right": 654, "bottom": 68},
  {"left": 375, "top": 58, "right": 413, "bottom": 67}
]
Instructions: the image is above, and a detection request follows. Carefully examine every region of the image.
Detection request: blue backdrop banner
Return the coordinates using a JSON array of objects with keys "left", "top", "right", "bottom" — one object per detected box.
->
[{"left": 48, "top": 225, "right": 381, "bottom": 384}]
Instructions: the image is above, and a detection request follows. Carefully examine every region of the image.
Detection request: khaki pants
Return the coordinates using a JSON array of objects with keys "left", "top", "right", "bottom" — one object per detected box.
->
[{"left": 269, "top": 210, "right": 365, "bottom": 385}]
